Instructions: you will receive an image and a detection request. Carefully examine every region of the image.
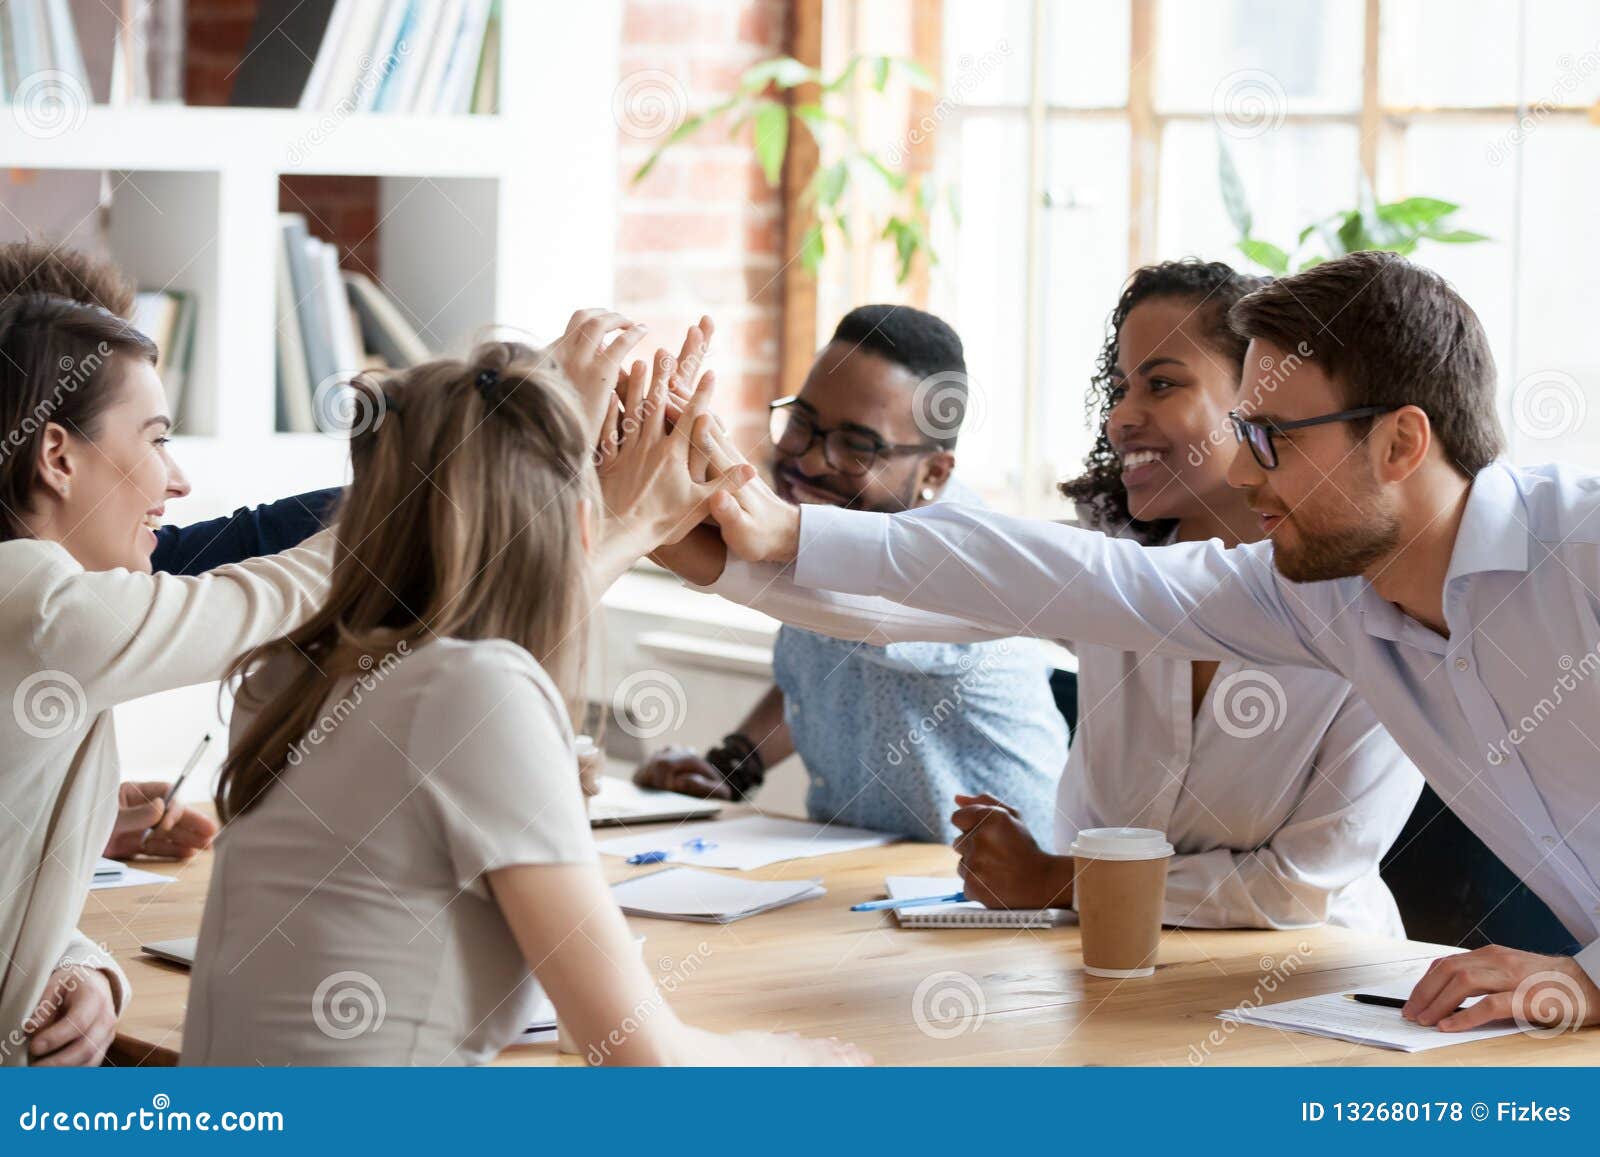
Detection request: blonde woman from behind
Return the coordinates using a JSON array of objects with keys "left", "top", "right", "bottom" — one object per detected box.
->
[{"left": 183, "top": 340, "right": 866, "bottom": 1066}]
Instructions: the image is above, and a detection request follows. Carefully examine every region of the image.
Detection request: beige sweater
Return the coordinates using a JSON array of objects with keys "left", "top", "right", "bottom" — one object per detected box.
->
[{"left": 0, "top": 531, "right": 331, "bottom": 1063}]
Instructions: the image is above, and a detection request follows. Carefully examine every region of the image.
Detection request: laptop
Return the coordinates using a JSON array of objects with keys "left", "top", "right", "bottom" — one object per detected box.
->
[{"left": 588, "top": 776, "right": 723, "bottom": 828}]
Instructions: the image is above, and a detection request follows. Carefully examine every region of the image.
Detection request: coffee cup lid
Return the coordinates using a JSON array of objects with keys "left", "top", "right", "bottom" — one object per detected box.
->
[
  {"left": 1069, "top": 827, "right": 1174, "bottom": 861},
  {"left": 574, "top": 734, "right": 599, "bottom": 757}
]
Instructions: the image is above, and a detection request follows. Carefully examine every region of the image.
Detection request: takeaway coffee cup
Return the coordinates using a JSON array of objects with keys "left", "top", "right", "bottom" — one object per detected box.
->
[{"left": 1069, "top": 827, "right": 1174, "bottom": 978}]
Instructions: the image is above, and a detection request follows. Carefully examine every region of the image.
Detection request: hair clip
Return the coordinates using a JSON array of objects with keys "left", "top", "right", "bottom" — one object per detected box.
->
[{"left": 475, "top": 367, "right": 500, "bottom": 398}]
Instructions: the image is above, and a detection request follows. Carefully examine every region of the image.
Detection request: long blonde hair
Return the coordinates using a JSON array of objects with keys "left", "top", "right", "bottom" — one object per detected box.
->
[{"left": 217, "top": 341, "right": 595, "bottom": 822}]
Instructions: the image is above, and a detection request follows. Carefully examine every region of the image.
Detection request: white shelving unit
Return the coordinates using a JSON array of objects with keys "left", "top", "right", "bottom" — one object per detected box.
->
[
  {"left": 0, "top": 2, "right": 625, "bottom": 787},
  {"left": 0, "top": 2, "right": 623, "bottom": 517}
]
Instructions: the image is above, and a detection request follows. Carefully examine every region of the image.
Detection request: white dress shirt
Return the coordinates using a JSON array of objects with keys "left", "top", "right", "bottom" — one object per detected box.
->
[
  {"left": 742, "top": 461, "right": 1600, "bottom": 981},
  {"left": 702, "top": 515, "right": 1422, "bottom": 935}
]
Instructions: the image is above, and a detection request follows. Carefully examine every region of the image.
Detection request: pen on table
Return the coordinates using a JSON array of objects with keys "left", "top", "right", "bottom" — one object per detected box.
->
[
  {"left": 626, "top": 837, "right": 717, "bottom": 866},
  {"left": 140, "top": 733, "right": 212, "bottom": 845},
  {"left": 850, "top": 891, "right": 966, "bottom": 912},
  {"left": 1345, "top": 993, "right": 1417, "bottom": 1011}
]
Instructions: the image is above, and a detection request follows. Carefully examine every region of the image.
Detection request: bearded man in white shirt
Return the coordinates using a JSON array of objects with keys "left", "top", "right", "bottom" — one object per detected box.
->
[{"left": 687, "top": 250, "right": 1600, "bottom": 1037}]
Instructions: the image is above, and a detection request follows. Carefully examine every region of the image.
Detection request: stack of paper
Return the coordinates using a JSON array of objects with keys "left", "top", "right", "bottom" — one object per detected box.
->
[
  {"left": 611, "top": 867, "right": 824, "bottom": 924},
  {"left": 1219, "top": 977, "right": 1519, "bottom": 1052},
  {"left": 596, "top": 815, "right": 894, "bottom": 871}
]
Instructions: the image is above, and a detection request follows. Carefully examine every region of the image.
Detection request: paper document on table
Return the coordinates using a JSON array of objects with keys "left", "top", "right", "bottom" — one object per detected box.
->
[
  {"left": 595, "top": 815, "right": 894, "bottom": 869},
  {"left": 611, "top": 866, "right": 824, "bottom": 923},
  {"left": 91, "top": 859, "right": 175, "bottom": 890},
  {"left": 1219, "top": 975, "right": 1518, "bottom": 1052}
]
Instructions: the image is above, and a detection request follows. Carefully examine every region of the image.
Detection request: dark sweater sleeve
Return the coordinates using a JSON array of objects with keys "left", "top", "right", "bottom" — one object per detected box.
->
[{"left": 150, "top": 488, "right": 342, "bottom": 576}]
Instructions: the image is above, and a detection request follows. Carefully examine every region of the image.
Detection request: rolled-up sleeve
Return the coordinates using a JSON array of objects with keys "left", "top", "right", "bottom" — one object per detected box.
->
[{"left": 56, "top": 929, "right": 131, "bottom": 1014}]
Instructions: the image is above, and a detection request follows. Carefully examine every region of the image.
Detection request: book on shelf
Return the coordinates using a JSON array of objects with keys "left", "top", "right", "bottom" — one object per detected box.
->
[
  {"left": 1, "top": 0, "right": 183, "bottom": 106},
  {"left": 131, "top": 288, "right": 197, "bottom": 421},
  {"left": 230, "top": 0, "right": 339, "bottom": 109},
  {"left": 249, "top": 0, "right": 498, "bottom": 115},
  {"left": 274, "top": 213, "right": 434, "bottom": 434}
]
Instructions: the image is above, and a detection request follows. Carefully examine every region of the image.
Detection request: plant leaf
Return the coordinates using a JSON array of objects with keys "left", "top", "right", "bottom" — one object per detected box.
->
[
  {"left": 1215, "top": 133, "right": 1253, "bottom": 239},
  {"left": 872, "top": 56, "right": 891, "bottom": 92},
  {"left": 1236, "top": 238, "right": 1290, "bottom": 275},
  {"left": 813, "top": 160, "right": 849, "bottom": 208},
  {"left": 741, "top": 56, "right": 819, "bottom": 92},
  {"left": 895, "top": 57, "right": 937, "bottom": 91},
  {"left": 1296, "top": 255, "right": 1326, "bottom": 271},
  {"left": 1422, "top": 227, "right": 1491, "bottom": 244},
  {"left": 752, "top": 101, "right": 789, "bottom": 186},
  {"left": 799, "top": 222, "right": 825, "bottom": 274},
  {"left": 1376, "top": 196, "right": 1460, "bottom": 228}
]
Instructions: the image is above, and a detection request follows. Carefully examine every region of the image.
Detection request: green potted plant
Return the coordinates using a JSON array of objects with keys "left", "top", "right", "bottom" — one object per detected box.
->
[
  {"left": 634, "top": 54, "right": 950, "bottom": 284},
  {"left": 1217, "top": 134, "right": 1489, "bottom": 274}
]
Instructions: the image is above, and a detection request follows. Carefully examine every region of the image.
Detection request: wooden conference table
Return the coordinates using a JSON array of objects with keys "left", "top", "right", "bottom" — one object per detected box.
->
[{"left": 81, "top": 806, "right": 1600, "bottom": 1067}]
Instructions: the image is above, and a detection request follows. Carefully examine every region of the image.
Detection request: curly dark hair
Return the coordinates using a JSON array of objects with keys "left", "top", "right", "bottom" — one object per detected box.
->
[{"left": 1059, "top": 259, "right": 1268, "bottom": 543}]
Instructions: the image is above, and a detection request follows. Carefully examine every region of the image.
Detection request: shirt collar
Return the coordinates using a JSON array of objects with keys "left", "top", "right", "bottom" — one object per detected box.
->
[{"left": 1444, "top": 461, "right": 1530, "bottom": 584}]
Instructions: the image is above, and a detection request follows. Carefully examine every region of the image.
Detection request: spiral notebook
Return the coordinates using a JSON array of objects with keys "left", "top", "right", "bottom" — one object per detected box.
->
[{"left": 884, "top": 876, "right": 1074, "bottom": 929}]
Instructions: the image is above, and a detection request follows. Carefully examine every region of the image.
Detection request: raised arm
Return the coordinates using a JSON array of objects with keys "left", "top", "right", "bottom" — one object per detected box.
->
[
  {"left": 773, "top": 502, "right": 1337, "bottom": 669},
  {"left": 9, "top": 529, "right": 332, "bottom": 715}
]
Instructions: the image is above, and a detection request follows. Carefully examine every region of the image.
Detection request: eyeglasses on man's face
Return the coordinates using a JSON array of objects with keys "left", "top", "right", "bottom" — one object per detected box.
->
[
  {"left": 1227, "top": 405, "right": 1403, "bottom": 470},
  {"left": 767, "top": 397, "right": 935, "bottom": 477}
]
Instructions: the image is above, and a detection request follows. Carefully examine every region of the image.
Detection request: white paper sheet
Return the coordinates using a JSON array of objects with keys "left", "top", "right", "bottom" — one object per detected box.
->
[
  {"left": 1219, "top": 975, "right": 1519, "bottom": 1052},
  {"left": 595, "top": 815, "right": 894, "bottom": 870},
  {"left": 610, "top": 866, "right": 824, "bottom": 923},
  {"left": 90, "top": 862, "right": 176, "bottom": 890}
]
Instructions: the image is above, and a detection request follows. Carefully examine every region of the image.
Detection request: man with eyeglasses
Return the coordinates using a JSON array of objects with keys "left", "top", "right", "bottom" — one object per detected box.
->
[
  {"left": 688, "top": 251, "right": 1600, "bottom": 1036},
  {"left": 636, "top": 305, "right": 1067, "bottom": 843}
]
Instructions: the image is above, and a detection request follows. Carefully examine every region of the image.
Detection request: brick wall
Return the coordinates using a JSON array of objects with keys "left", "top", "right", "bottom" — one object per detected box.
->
[
  {"left": 186, "top": 0, "right": 793, "bottom": 434},
  {"left": 615, "top": 0, "right": 792, "bottom": 445}
]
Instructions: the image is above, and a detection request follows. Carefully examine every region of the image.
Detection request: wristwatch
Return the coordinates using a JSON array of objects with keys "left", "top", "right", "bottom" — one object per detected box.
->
[{"left": 705, "top": 731, "right": 766, "bottom": 800}]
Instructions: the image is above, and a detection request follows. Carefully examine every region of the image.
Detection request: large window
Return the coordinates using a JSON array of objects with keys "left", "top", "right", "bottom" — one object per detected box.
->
[{"left": 896, "top": 0, "right": 1600, "bottom": 511}]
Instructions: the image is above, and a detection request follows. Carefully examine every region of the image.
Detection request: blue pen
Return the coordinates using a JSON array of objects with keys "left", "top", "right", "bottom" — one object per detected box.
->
[
  {"left": 626, "top": 837, "right": 717, "bottom": 866},
  {"left": 850, "top": 890, "right": 967, "bottom": 912}
]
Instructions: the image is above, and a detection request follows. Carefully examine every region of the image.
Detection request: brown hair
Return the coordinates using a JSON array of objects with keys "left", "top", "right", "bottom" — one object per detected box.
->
[
  {"left": 1228, "top": 250, "right": 1503, "bottom": 476},
  {"left": 0, "top": 294, "right": 160, "bottom": 541},
  {"left": 1060, "top": 259, "right": 1268, "bottom": 542},
  {"left": 216, "top": 342, "right": 597, "bottom": 822},
  {"left": 0, "top": 242, "right": 137, "bottom": 318}
]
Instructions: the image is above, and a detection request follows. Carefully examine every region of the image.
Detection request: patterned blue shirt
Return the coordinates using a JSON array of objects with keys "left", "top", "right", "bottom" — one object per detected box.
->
[{"left": 768, "top": 480, "right": 1067, "bottom": 844}]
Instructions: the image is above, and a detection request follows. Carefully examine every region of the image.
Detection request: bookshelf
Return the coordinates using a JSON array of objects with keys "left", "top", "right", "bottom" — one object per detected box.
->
[{"left": 0, "top": 2, "right": 623, "bottom": 518}]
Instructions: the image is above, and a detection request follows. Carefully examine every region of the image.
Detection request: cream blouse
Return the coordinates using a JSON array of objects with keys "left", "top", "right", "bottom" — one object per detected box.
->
[{"left": 0, "top": 531, "right": 331, "bottom": 1062}]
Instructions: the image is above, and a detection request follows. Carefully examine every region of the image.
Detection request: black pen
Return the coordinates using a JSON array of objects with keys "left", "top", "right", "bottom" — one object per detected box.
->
[{"left": 1345, "top": 992, "right": 1406, "bottom": 1009}]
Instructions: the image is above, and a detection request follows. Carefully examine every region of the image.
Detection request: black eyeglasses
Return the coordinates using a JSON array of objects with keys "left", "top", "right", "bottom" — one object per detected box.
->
[
  {"left": 1228, "top": 405, "right": 1402, "bottom": 470},
  {"left": 767, "top": 397, "right": 934, "bottom": 477}
]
